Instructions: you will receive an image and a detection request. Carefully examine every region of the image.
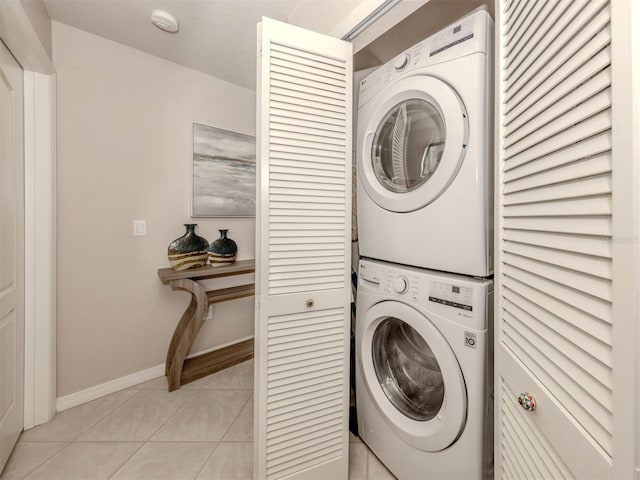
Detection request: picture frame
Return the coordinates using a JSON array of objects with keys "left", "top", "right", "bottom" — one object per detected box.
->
[{"left": 191, "top": 122, "right": 256, "bottom": 217}]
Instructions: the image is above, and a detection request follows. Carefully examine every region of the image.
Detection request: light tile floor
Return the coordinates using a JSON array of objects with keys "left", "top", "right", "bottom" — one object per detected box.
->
[{"left": 1, "top": 360, "right": 395, "bottom": 480}]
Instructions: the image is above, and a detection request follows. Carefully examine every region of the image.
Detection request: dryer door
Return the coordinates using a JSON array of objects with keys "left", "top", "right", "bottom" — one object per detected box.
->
[
  {"left": 359, "top": 300, "right": 467, "bottom": 452},
  {"left": 359, "top": 75, "right": 469, "bottom": 212}
]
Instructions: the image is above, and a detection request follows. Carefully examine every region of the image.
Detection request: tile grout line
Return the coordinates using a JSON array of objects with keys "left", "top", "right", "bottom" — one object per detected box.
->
[
  {"left": 18, "top": 389, "right": 139, "bottom": 444},
  {"left": 69, "top": 389, "right": 142, "bottom": 443},
  {"left": 5, "top": 440, "right": 71, "bottom": 480},
  {"left": 106, "top": 441, "right": 146, "bottom": 480},
  {"left": 137, "top": 388, "right": 194, "bottom": 443},
  {"left": 365, "top": 446, "right": 370, "bottom": 480},
  {"left": 191, "top": 442, "right": 222, "bottom": 480},
  {"left": 220, "top": 392, "right": 253, "bottom": 442}
]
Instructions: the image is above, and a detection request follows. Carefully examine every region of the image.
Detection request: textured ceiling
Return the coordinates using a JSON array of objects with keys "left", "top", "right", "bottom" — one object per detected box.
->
[{"left": 43, "top": 0, "right": 362, "bottom": 90}]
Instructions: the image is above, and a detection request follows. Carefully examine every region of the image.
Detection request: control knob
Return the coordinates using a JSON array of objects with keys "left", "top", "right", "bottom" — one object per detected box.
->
[
  {"left": 393, "top": 276, "right": 409, "bottom": 294},
  {"left": 393, "top": 53, "right": 410, "bottom": 71}
]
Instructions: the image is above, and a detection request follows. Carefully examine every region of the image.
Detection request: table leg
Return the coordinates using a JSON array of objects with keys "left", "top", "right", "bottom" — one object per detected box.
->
[{"left": 165, "top": 278, "right": 208, "bottom": 391}]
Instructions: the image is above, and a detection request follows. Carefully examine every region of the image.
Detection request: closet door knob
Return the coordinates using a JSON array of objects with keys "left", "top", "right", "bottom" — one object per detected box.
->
[
  {"left": 306, "top": 299, "right": 314, "bottom": 308},
  {"left": 518, "top": 392, "right": 536, "bottom": 412}
]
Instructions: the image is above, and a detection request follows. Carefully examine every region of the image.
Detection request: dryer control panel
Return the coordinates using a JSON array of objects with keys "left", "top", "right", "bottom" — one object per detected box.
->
[{"left": 358, "top": 9, "right": 493, "bottom": 109}]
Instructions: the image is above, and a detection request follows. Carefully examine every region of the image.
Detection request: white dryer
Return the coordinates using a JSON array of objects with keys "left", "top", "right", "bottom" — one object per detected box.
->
[
  {"left": 356, "top": 10, "right": 494, "bottom": 277},
  {"left": 355, "top": 258, "right": 493, "bottom": 479}
]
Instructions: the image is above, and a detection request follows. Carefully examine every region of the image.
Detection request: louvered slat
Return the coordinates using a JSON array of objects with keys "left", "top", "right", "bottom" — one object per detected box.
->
[
  {"left": 505, "top": 50, "right": 611, "bottom": 132},
  {"left": 269, "top": 60, "right": 347, "bottom": 294},
  {"left": 502, "top": 288, "right": 612, "bottom": 379},
  {"left": 504, "top": 88, "right": 611, "bottom": 158},
  {"left": 503, "top": 240, "right": 611, "bottom": 279},
  {"left": 503, "top": 229, "right": 611, "bottom": 258},
  {"left": 506, "top": 17, "right": 610, "bottom": 121},
  {"left": 502, "top": 216, "right": 611, "bottom": 237},
  {"left": 498, "top": 0, "right": 614, "bottom": 470},
  {"left": 271, "top": 108, "right": 346, "bottom": 128},
  {"left": 505, "top": 66, "right": 611, "bottom": 145},
  {"left": 504, "top": 109, "right": 611, "bottom": 169},
  {"left": 505, "top": 0, "right": 604, "bottom": 86},
  {"left": 505, "top": 1, "right": 609, "bottom": 103},
  {"left": 503, "top": 130, "right": 611, "bottom": 178},
  {"left": 504, "top": 151, "right": 611, "bottom": 194},
  {"left": 265, "top": 306, "right": 345, "bottom": 478},
  {"left": 503, "top": 0, "right": 532, "bottom": 39},
  {"left": 502, "top": 265, "right": 612, "bottom": 328},
  {"left": 505, "top": 0, "right": 559, "bottom": 64}
]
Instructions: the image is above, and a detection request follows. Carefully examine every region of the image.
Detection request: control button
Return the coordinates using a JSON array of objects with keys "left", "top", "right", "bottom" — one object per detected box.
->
[
  {"left": 393, "top": 276, "right": 408, "bottom": 294},
  {"left": 393, "top": 53, "right": 410, "bottom": 71}
]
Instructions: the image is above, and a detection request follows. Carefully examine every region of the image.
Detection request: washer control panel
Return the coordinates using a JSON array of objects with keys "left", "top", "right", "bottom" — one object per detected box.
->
[
  {"left": 359, "top": 259, "right": 491, "bottom": 330},
  {"left": 393, "top": 275, "right": 409, "bottom": 293},
  {"left": 428, "top": 281, "right": 474, "bottom": 311}
]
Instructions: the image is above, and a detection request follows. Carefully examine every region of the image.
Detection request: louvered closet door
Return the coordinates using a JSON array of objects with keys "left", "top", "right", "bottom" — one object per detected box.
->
[
  {"left": 496, "top": 0, "right": 638, "bottom": 478},
  {"left": 256, "top": 17, "right": 353, "bottom": 480}
]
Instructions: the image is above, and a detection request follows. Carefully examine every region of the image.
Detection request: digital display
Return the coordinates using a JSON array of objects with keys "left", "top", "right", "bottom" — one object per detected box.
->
[
  {"left": 453, "top": 25, "right": 462, "bottom": 34},
  {"left": 429, "top": 281, "right": 473, "bottom": 311}
]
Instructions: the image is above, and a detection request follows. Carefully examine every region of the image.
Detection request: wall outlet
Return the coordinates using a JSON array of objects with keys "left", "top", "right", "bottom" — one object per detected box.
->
[
  {"left": 205, "top": 305, "right": 213, "bottom": 321},
  {"left": 133, "top": 220, "right": 146, "bottom": 236}
]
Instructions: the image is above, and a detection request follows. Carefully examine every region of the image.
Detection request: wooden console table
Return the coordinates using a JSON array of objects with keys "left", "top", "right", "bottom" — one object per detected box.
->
[{"left": 157, "top": 259, "right": 255, "bottom": 391}]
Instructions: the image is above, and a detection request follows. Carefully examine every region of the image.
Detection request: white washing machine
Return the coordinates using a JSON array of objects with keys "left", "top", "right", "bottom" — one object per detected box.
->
[
  {"left": 356, "top": 10, "right": 494, "bottom": 277},
  {"left": 356, "top": 258, "right": 493, "bottom": 479}
]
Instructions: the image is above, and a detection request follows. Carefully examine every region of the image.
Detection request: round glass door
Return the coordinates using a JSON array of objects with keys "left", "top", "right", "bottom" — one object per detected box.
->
[
  {"left": 372, "top": 99, "right": 446, "bottom": 194},
  {"left": 359, "top": 75, "right": 468, "bottom": 213},
  {"left": 372, "top": 317, "right": 445, "bottom": 421},
  {"left": 358, "top": 301, "right": 467, "bottom": 452}
]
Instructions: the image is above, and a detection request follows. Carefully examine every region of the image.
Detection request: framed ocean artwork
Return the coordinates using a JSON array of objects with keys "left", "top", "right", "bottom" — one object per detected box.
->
[{"left": 191, "top": 122, "right": 256, "bottom": 217}]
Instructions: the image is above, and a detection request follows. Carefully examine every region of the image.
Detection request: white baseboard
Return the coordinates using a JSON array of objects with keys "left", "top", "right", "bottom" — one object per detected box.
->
[
  {"left": 56, "top": 335, "right": 254, "bottom": 412},
  {"left": 55, "top": 363, "right": 165, "bottom": 412}
]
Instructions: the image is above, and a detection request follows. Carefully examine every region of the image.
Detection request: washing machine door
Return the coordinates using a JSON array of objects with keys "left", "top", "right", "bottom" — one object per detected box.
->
[
  {"left": 359, "top": 75, "right": 469, "bottom": 213},
  {"left": 360, "top": 300, "right": 467, "bottom": 452}
]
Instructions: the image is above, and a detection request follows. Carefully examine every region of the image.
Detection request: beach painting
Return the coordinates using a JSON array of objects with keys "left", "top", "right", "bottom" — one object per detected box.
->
[{"left": 192, "top": 123, "right": 256, "bottom": 217}]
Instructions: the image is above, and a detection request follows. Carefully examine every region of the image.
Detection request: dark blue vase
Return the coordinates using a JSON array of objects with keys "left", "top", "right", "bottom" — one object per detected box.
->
[
  {"left": 208, "top": 229, "right": 237, "bottom": 264},
  {"left": 167, "top": 224, "right": 209, "bottom": 270}
]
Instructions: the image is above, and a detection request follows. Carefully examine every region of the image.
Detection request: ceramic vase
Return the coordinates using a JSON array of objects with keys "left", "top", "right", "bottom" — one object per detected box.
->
[
  {"left": 167, "top": 224, "right": 209, "bottom": 271},
  {"left": 208, "top": 229, "right": 237, "bottom": 264}
]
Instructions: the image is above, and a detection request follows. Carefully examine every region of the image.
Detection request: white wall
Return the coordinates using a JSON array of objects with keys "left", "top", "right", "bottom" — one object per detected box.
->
[{"left": 53, "top": 21, "right": 256, "bottom": 397}]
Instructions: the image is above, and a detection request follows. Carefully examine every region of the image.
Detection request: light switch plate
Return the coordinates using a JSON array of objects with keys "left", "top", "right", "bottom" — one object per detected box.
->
[{"left": 133, "top": 220, "right": 146, "bottom": 236}]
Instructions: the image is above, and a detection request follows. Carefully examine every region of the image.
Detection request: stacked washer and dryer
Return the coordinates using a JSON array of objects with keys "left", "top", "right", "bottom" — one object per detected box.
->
[{"left": 354, "top": 10, "right": 494, "bottom": 479}]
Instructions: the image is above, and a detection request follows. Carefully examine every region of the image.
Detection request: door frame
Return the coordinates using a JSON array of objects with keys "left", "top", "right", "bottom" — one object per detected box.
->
[{"left": 0, "top": 2, "right": 56, "bottom": 429}]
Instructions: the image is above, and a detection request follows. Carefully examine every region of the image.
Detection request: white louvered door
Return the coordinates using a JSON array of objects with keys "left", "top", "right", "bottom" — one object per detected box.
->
[
  {"left": 255, "top": 17, "right": 353, "bottom": 480},
  {"left": 495, "top": 0, "right": 639, "bottom": 478}
]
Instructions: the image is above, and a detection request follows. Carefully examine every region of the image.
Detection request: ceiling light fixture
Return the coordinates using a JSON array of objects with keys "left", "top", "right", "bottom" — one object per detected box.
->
[{"left": 151, "top": 9, "right": 179, "bottom": 33}]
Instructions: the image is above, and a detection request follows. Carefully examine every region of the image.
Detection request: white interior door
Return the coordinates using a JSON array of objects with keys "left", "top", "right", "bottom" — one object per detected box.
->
[
  {"left": 0, "top": 39, "right": 25, "bottom": 473},
  {"left": 255, "top": 17, "right": 352, "bottom": 480},
  {"left": 495, "top": 0, "right": 638, "bottom": 477}
]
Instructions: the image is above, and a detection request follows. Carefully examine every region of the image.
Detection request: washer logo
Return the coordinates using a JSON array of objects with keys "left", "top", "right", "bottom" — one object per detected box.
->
[{"left": 465, "top": 332, "right": 477, "bottom": 349}]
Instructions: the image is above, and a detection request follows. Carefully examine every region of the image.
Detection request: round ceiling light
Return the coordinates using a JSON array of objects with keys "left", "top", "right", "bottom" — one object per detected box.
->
[{"left": 151, "top": 9, "right": 179, "bottom": 33}]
